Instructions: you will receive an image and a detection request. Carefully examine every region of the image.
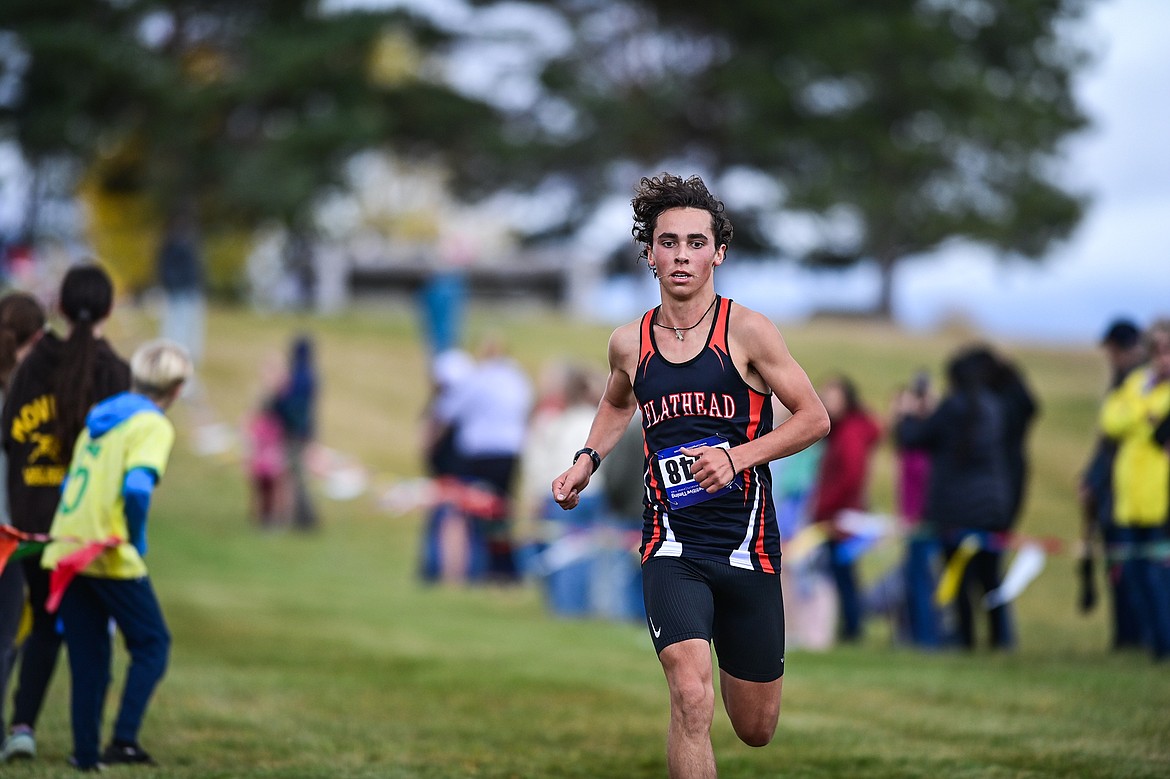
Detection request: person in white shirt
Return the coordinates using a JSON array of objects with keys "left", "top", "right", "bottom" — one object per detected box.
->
[{"left": 448, "top": 335, "right": 533, "bottom": 581}]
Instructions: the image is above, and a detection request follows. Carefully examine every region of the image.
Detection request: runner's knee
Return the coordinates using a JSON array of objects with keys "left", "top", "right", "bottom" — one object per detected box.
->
[
  {"left": 731, "top": 716, "right": 777, "bottom": 748},
  {"left": 670, "top": 676, "right": 715, "bottom": 734}
]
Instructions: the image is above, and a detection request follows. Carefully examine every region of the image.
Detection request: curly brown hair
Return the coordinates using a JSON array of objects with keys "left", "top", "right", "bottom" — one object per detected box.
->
[{"left": 631, "top": 173, "right": 733, "bottom": 263}]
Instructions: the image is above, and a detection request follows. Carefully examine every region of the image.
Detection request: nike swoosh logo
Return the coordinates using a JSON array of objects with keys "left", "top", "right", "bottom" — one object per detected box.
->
[{"left": 649, "top": 616, "right": 662, "bottom": 638}]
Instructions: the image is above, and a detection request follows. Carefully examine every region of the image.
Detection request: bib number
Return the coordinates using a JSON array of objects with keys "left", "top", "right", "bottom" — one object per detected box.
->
[
  {"left": 661, "top": 453, "right": 696, "bottom": 486},
  {"left": 655, "top": 435, "right": 742, "bottom": 510}
]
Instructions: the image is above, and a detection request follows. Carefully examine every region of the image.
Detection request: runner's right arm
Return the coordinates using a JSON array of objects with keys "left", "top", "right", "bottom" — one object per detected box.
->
[{"left": 551, "top": 323, "right": 640, "bottom": 510}]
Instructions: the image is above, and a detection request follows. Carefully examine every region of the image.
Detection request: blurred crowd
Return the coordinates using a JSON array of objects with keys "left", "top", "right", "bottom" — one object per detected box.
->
[
  {"left": 416, "top": 336, "right": 645, "bottom": 620},
  {"left": 781, "top": 346, "right": 1038, "bottom": 653},
  {"left": 415, "top": 313, "right": 1170, "bottom": 663}
]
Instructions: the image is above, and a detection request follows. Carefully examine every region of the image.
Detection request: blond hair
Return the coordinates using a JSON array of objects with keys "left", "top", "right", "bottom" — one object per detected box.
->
[{"left": 131, "top": 339, "right": 192, "bottom": 400}]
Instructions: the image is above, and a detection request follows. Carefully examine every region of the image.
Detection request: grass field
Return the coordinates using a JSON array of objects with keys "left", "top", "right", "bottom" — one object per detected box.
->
[{"left": 6, "top": 301, "right": 1169, "bottom": 778}]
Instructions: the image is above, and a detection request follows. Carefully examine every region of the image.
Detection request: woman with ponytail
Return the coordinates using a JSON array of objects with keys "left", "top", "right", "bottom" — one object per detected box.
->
[
  {"left": 0, "top": 293, "right": 45, "bottom": 742},
  {"left": 0, "top": 266, "right": 129, "bottom": 763}
]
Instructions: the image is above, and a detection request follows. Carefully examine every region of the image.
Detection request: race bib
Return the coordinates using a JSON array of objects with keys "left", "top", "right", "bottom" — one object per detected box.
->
[{"left": 655, "top": 435, "right": 742, "bottom": 510}]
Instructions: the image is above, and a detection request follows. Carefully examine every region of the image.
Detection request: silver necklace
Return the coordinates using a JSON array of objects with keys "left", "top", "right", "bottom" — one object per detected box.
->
[{"left": 654, "top": 296, "right": 717, "bottom": 341}]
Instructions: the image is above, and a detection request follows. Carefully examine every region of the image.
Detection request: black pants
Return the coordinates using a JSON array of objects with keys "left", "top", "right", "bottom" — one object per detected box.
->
[
  {"left": 944, "top": 545, "right": 1014, "bottom": 650},
  {"left": 459, "top": 455, "right": 518, "bottom": 580},
  {"left": 0, "top": 559, "right": 24, "bottom": 731},
  {"left": 11, "top": 556, "right": 64, "bottom": 729}
]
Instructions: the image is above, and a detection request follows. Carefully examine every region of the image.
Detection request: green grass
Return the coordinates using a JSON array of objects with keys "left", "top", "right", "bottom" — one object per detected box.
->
[{"left": 6, "top": 303, "right": 1169, "bottom": 778}]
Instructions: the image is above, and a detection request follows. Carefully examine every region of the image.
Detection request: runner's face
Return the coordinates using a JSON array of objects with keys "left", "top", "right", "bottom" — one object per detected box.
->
[{"left": 647, "top": 207, "right": 725, "bottom": 296}]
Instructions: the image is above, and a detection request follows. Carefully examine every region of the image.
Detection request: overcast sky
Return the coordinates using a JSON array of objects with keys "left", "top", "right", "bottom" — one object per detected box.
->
[{"left": 883, "top": 0, "right": 1170, "bottom": 343}]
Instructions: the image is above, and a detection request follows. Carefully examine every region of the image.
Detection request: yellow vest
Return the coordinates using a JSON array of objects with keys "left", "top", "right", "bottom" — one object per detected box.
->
[{"left": 1100, "top": 367, "right": 1170, "bottom": 527}]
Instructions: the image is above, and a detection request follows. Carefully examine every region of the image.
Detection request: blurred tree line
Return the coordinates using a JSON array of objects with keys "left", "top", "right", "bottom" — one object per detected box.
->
[
  {"left": 0, "top": 0, "right": 501, "bottom": 291},
  {"left": 0, "top": 0, "right": 1092, "bottom": 313}
]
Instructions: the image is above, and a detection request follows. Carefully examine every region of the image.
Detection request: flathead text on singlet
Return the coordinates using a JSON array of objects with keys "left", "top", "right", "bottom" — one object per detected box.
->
[{"left": 641, "top": 392, "right": 737, "bottom": 429}]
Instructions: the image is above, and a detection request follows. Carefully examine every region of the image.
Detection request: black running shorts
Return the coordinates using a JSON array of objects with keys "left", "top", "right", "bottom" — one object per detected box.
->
[{"left": 642, "top": 556, "right": 785, "bottom": 682}]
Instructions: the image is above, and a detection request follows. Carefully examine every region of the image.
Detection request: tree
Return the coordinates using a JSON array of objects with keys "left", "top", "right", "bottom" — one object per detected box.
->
[
  {"left": 489, "top": 0, "right": 1093, "bottom": 317},
  {"left": 0, "top": 0, "right": 504, "bottom": 289}
]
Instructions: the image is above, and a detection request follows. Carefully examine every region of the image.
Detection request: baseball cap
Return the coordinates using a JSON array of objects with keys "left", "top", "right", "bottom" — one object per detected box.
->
[{"left": 1100, "top": 318, "right": 1140, "bottom": 349}]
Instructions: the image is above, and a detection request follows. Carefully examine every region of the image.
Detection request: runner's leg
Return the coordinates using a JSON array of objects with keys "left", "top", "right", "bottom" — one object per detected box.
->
[
  {"left": 719, "top": 673, "right": 782, "bottom": 747},
  {"left": 660, "top": 639, "right": 717, "bottom": 779},
  {"left": 709, "top": 562, "right": 785, "bottom": 746},
  {"left": 643, "top": 558, "right": 718, "bottom": 778}
]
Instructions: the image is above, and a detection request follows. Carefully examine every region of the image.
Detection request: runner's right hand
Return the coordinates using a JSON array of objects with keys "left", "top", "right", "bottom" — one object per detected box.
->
[{"left": 551, "top": 461, "right": 592, "bottom": 510}]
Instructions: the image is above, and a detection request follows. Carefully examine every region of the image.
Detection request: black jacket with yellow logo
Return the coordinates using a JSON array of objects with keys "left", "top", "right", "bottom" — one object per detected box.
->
[{"left": 1, "top": 333, "right": 130, "bottom": 533}]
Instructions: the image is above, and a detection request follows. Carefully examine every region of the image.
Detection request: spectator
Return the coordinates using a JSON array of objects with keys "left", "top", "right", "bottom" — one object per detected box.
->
[
  {"left": 515, "top": 361, "right": 569, "bottom": 530},
  {"left": 896, "top": 348, "right": 1013, "bottom": 651},
  {"left": 422, "top": 349, "right": 474, "bottom": 481},
  {"left": 523, "top": 365, "right": 606, "bottom": 523},
  {"left": 770, "top": 405, "right": 833, "bottom": 651},
  {"left": 1099, "top": 318, "right": 1170, "bottom": 661},
  {"left": 0, "top": 265, "right": 131, "bottom": 763},
  {"left": 520, "top": 365, "right": 605, "bottom": 613},
  {"left": 272, "top": 336, "right": 319, "bottom": 532},
  {"left": 1080, "top": 318, "right": 1146, "bottom": 648},
  {"left": 812, "top": 376, "right": 881, "bottom": 642},
  {"left": 893, "top": 374, "right": 944, "bottom": 649},
  {"left": 967, "top": 347, "right": 1040, "bottom": 526},
  {"left": 43, "top": 339, "right": 191, "bottom": 771},
  {"left": 244, "top": 356, "right": 289, "bottom": 530},
  {"left": 448, "top": 334, "right": 533, "bottom": 582},
  {"left": 155, "top": 211, "right": 206, "bottom": 370},
  {"left": 418, "top": 270, "right": 467, "bottom": 357},
  {"left": 0, "top": 293, "right": 45, "bottom": 737},
  {"left": 958, "top": 347, "right": 1038, "bottom": 648},
  {"left": 418, "top": 348, "right": 474, "bottom": 582},
  {"left": 246, "top": 404, "right": 285, "bottom": 528}
]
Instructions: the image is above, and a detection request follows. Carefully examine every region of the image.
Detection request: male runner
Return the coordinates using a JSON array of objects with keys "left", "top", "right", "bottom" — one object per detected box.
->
[{"left": 552, "top": 174, "right": 829, "bottom": 778}]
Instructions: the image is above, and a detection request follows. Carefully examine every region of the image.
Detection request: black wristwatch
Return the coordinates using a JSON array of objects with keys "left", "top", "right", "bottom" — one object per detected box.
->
[{"left": 573, "top": 447, "right": 601, "bottom": 474}]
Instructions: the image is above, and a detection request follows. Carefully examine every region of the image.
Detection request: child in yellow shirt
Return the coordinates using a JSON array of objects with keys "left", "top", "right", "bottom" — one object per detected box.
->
[{"left": 42, "top": 340, "right": 191, "bottom": 771}]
